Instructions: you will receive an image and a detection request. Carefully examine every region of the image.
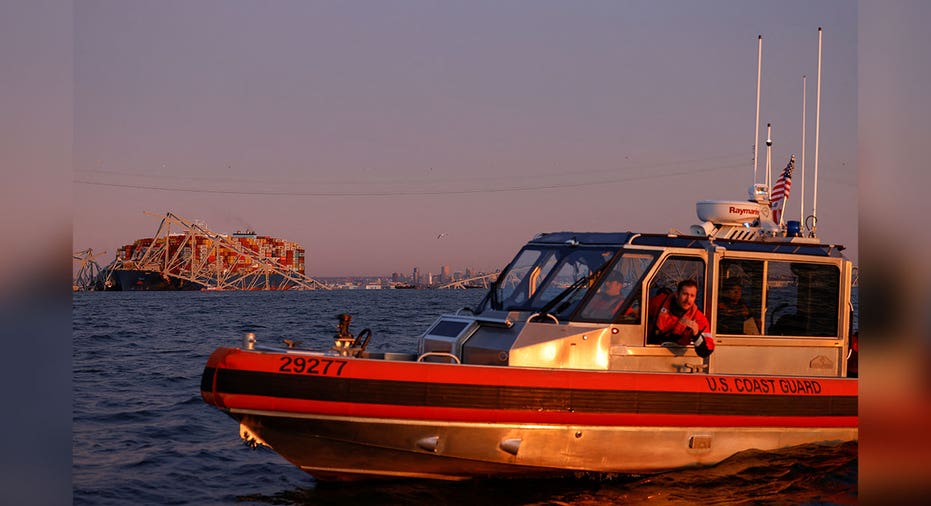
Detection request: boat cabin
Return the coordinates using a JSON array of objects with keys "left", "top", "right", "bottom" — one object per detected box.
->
[{"left": 419, "top": 197, "right": 855, "bottom": 378}]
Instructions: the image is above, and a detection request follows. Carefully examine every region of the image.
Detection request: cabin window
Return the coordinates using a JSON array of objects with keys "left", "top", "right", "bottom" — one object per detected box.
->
[
  {"left": 647, "top": 256, "right": 706, "bottom": 311},
  {"left": 577, "top": 252, "right": 655, "bottom": 323},
  {"left": 765, "top": 261, "right": 840, "bottom": 337},
  {"left": 496, "top": 248, "right": 555, "bottom": 307},
  {"left": 716, "top": 259, "right": 840, "bottom": 337},
  {"left": 530, "top": 248, "right": 617, "bottom": 318},
  {"left": 492, "top": 246, "right": 616, "bottom": 313},
  {"left": 644, "top": 255, "right": 706, "bottom": 345},
  {"left": 533, "top": 249, "right": 613, "bottom": 304},
  {"left": 716, "top": 260, "right": 764, "bottom": 335}
]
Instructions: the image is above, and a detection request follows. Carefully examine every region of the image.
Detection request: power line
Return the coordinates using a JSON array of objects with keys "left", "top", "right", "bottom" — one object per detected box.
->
[
  {"left": 74, "top": 162, "right": 747, "bottom": 197},
  {"left": 74, "top": 153, "right": 749, "bottom": 186}
]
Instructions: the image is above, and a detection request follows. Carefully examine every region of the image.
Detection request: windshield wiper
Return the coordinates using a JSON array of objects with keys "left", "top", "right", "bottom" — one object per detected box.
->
[{"left": 534, "top": 262, "right": 611, "bottom": 319}]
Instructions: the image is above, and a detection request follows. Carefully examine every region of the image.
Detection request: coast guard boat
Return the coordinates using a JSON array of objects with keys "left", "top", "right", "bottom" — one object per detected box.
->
[{"left": 200, "top": 186, "right": 857, "bottom": 481}]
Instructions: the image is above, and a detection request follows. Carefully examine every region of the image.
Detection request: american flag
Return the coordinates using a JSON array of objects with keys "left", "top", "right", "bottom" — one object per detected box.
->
[{"left": 771, "top": 155, "right": 795, "bottom": 223}]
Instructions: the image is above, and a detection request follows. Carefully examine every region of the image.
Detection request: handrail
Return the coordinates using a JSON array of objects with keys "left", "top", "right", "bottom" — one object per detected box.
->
[
  {"left": 472, "top": 316, "right": 513, "bottom": 327},
  {"left": 528, "top": 312, "right": 559, "bottom": 325},
  {"left": 416, "top": 352, "right": 462, "bottom": 364},
  {"left": 444, "top": 314, "right": 512, "bottom": 327}
]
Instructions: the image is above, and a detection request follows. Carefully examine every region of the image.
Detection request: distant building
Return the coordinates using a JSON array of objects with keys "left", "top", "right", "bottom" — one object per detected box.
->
[{"left": 440, "top": 264, "right": 451, "bottom": 283}]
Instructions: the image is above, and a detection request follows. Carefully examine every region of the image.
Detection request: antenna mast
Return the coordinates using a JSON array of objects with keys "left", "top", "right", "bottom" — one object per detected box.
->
[
  {"left": 753, "top": 35, "right": 763, "bottom": 185},
  {"left": 765, "top": 123, "right": 773, "bottom": 191},
  {"left": 800, "top": 75, "right": 807, "bottom": 223},
  {"left": 811, "top": 27, "right": 823, "bottom": 236}
]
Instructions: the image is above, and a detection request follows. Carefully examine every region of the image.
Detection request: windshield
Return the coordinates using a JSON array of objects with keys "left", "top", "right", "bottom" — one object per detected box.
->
[
  {"left": 577, "top": 252, "right": 657, "bottom": 322},
  {"left": 489, "top": 245, "right": 617, "bottom": 313}
]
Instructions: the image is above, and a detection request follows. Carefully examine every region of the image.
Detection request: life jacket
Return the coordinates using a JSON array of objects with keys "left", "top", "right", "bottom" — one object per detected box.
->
[{"left": 649, "top": 291, "right": 708, "bottom": 345}]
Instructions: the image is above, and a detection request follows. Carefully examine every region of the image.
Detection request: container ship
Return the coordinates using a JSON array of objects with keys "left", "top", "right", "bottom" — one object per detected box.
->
[{"left": 111, "top": 229, "right": 308, "bottom": 291}]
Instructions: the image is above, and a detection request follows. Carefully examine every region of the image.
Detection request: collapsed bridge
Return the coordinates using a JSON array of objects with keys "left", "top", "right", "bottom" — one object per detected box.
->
[{"left": 102, "top": 212, "right": 329, "bottom": 291}]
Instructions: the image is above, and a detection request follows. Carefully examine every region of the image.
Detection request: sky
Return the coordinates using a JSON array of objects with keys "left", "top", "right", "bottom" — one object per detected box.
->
[{"left": 72, "top": 0, "right": 858, "bottom": 277}]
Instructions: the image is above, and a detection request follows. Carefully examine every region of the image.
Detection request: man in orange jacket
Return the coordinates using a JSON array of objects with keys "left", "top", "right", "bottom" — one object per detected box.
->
[{"left": 648, "top": 279, "right": 714, "bottom": 357}]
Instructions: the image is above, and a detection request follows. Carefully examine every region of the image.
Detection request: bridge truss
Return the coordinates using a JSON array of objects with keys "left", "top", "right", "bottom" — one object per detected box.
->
[
  {"left": 72, "top": 248, "right": 106, "bottom": 291},
  {"left": 436, "top": 271, "right": 500, "bottom": 290},
  {"left": 116, "top": 212, "right": 329, "bottom": 290}
]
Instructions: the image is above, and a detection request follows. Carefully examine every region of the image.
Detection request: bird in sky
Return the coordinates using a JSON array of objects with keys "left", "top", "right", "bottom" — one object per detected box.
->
[{"left": 436, "top": 233, "right": 447, "bottom": 239}]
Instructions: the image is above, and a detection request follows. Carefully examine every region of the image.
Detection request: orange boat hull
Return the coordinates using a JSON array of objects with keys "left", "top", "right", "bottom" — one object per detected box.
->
[{"left": 202, "top": 347, "right": 857, "bottom": 481}]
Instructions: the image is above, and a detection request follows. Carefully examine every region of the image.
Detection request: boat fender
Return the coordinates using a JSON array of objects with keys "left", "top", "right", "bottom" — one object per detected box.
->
[
  {"left": 416, "top": 436, "right": 439, "bottom": 453},
  {"left": 499, "top": 438, "right": 522, "bottom": 456},
  {"left": 694, "top": 332, "right": 715, "bottom": 358}
]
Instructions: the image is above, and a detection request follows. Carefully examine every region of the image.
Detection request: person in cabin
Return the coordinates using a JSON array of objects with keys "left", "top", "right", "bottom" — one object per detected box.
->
[
  {"left": 716, "top": 277, "right": 760, "bottom": 334},
  {"left": 648, "top": 279, "right": 714, "bottom": 357},
  {"left": 586, "top": 271, "right": 628, "bottom": 316}
]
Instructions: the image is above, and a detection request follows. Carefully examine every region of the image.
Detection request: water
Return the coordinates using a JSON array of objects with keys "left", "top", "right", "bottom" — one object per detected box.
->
[{"left": 73, "top": 290, "right": 857, "bottom": 505}]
